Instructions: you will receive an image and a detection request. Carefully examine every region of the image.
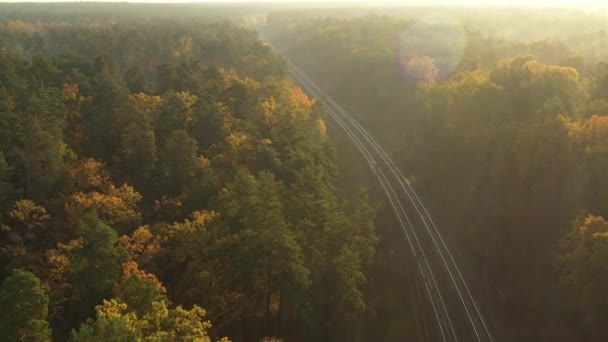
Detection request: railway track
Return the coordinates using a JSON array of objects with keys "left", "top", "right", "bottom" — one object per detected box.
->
[{"left": 287, "top": 60, "right": 493, "bottom": 342}]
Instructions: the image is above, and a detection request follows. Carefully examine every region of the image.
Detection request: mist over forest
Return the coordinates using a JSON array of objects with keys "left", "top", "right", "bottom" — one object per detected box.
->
[{"left": 1, "top": 2, "right": 608, "bottom": 342}]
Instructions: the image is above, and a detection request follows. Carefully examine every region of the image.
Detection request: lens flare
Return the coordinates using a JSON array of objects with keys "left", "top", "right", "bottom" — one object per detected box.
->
[{"left": 396, "top": 14, "right": 468, "bottom": 83}]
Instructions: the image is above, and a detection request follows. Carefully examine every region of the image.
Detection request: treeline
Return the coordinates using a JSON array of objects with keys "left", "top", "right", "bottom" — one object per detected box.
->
[
  {"left": 0, "top": 16, "right": 377, "bottom": 342},
  {"left": 266, "top": 10, "right": 608, "bottom": 342},
  {"left": 0, "top": 3, "right": 269, "bottom": 26}
]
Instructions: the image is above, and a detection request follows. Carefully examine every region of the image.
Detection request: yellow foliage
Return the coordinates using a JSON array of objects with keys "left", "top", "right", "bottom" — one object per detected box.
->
[
  {"left": 108, "top": 184, "right": 143, "bottom": 206},
  {"left": 227, "top": 131, "right": 249, "bottom": 149},
  {"left": 197, "top": 155, "right": 211, "bottom": 167},
  {"left": 67, "top": 184, "right": 142, "bottom": 231},
  {"left": 131, "top": 93, "right": 162, "bottom": 116},
  {"left": 119, "top": 225, "right": 160, "bottom": 262},
  {"left": 191, "top": 210, "right": 218, "bottom": 225},
  {"left": 261, "top": 97, "right": 278, "bottom": 126},
  {"left": 316, "top": 117, "right": 328, "bottom": 141},
  {"left": 175, "top": 91, "right": 198, "bottom": 124},
  {"left": 97, "top": 299, "right": 130, "bottom": 320},
  {"left": 9, "top": 199, "right": 50, "bottom": 229},
  {"left": 578, "top": 215, "right": 608, "bottom": 236},
  {"left": 526, "top": 60, "right": 580, "bottom": 83},
  {"left": 82, "top": 298, "right": 226, "bottom": 341},
  {"left": 66, "top": 158, "right": 111, "bottom": 192},
  {"left": 62, "top": 83, "right": 80, "bottom": 101},
  {"left": 493, "top": 55, "right": 580, "bottom": 90},
  {"left": 45, "top": 247, "right": 70, "bottom": 283}
]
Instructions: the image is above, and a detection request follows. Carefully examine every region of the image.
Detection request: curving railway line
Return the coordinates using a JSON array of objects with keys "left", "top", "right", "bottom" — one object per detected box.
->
[{"left": 286, "top": 59, "right": 494, "bottom": 342}]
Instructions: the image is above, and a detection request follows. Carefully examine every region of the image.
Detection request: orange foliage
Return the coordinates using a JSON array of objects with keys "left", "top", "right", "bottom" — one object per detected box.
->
[
  {"left": 119, "top": 225, "right": 160, "bottom": 262},
  {"left": 5, "top": 20, "right": 40, "bottom": 34},
  {"left": 575, "top": 115, "right": 608, "bottom": 146},
  {"left": 66, "top": 158, "right": 111, "bottom": 193},
  {"left": 113, "top": 261, "right": 166, "bottom": 299},
  {"left": 120, "top": 261, "right": 166, "bottom": 293},
  {"left": 44, "top": 239, "right": 84, "bottom": 293},
  {"left": 290, "top": 86, "right": 316, "bottom": 108}
]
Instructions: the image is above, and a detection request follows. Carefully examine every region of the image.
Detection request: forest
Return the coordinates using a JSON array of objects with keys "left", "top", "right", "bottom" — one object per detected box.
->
[
  {"left": 0, "top": 4, "right": 377, "bottom": 342},
  {"left": 3, "top": 2, "right": 608, "bottom": 342},
  {"left": 263, "top": 5, "right": 608, "bottom": 342}
]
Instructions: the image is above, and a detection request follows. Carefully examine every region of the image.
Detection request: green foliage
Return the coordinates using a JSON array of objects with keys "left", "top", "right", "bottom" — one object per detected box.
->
[
  {"left": 156, "top": 91, "right": 198, "bottom": 142},
  {"left": 0, "top": 68, "right": 68, "bottom": 200},
  {"left": 83, "top": 64, "right": 129, "bottom": 162},
  {"left": 0, "top": 269, "right": 51, "bottom": 342},
  {"left": 213, "top": 169, "right": 309, "bottom": 307},
  {"left": 1, "top": 200, "right": 53, "bottom": 275},
  {"left": 116, "top": 120, "right": 157, "bottom": 183},
  {"left": 114, "top": 262, "right": 167, "bottom": 317},
  {"left": 0, "top": 10, "right": 376, "bottom": 342},
  {"left": 66, "top": 212, "right": 129, "bottom": 327},
  {"left": 0, "top": 4, "right": 606, "bottom": 341},
  {"left": 157, "top": 130, "right": 199, "bottom": 196}
]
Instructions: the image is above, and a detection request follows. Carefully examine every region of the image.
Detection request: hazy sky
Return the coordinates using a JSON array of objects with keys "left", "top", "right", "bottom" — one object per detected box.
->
[{"left": 0, "top": 0, "right": 606, "bottom": 5}]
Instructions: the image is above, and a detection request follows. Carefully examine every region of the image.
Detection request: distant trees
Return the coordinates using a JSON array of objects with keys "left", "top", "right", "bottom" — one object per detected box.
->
[
  {"left": 557, "top": 215, "right": 608, "bottom": 342},
  {"left": 0, "top": 150, "right": 18, "bottom": 211},
  {"left": 268, "top": 12, "right": 608, "bottom": 342},
  {"left": 403, "top": 56, "right": 439, "bottom": 83}
]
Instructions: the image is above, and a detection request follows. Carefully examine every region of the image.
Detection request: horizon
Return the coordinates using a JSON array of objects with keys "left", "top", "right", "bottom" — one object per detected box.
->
[{"left": 0, "top": 0, "right": 606, "bottom": 8}]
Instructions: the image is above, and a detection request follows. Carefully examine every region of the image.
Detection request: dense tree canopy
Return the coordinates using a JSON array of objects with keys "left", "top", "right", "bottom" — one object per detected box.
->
[
  {"left": 5, "top": 3, "right": 608, "bottom": 342},
  {"left": 0, "top": 7, "right": 377, "bottom": 342}
]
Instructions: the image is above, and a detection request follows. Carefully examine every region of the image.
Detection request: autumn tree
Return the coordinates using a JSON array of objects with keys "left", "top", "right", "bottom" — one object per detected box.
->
[
  {"left": 113, "top": 261, "right": 166, "bottom": 317},
  {"left": 66, "top": 184, "right": 142, "bottom": 234},
  {"left": 1, "top": 199, "right": 52, "bottom": 275},
  {"left": 70, "top": 299, "right": 221, "bottom": 342},
  {"left": 0, "top": 15, "right": 381, "bottom": 342}
]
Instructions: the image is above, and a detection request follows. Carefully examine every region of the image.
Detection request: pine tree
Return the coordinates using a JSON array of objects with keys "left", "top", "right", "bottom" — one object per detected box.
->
[{"left": 0, "top": 269, "right": 52, "bottom": 342}]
